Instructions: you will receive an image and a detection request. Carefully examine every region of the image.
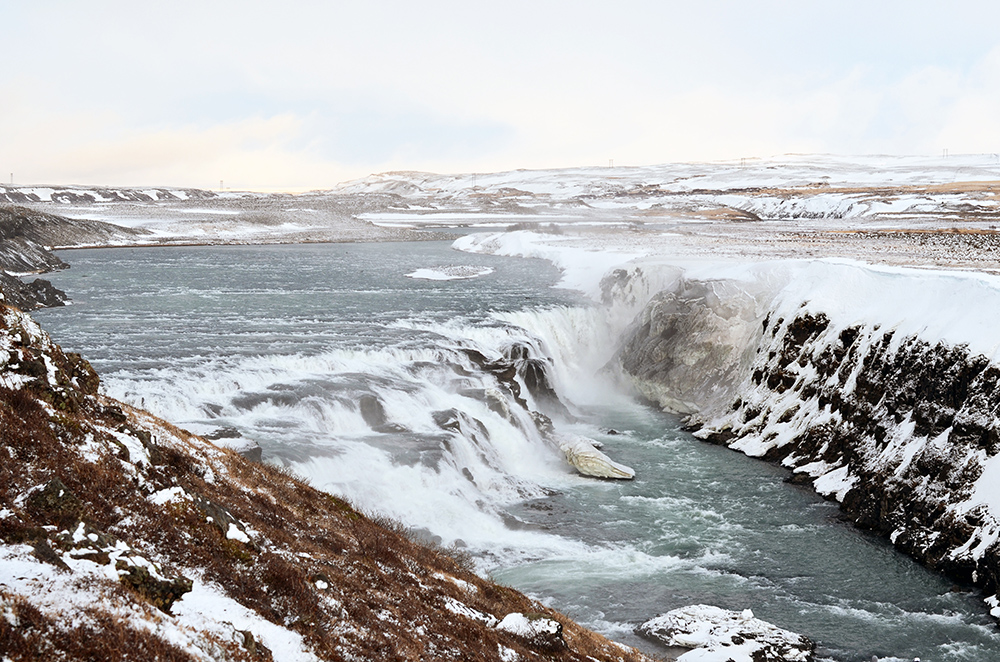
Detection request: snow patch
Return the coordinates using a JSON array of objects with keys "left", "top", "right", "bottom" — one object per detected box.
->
[{"left": 406, "top": 266, "right": 494, "bottom": 281}]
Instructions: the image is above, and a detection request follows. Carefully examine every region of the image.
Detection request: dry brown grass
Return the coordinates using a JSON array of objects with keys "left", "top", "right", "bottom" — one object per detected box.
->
[
  {"left": 0, "top": 303, "right": 655, "bottom": 662},
  {"left": 0, "top": 589, "right": 250, "bottom": 662}
]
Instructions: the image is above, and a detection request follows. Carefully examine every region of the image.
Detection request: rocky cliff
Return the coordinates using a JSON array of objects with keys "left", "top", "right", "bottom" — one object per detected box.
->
[
  {"left": 0, "top": 205, "right": 145, "bottom": 309},
  {"left": 616, "top": 267, "right": 1000, "bottom": 623},
  {"left": 0, "top": 303, "right": 653, "bottom": 662}
]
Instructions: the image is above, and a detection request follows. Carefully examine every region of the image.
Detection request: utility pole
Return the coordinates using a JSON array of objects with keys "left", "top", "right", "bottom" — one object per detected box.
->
[
  {"left": 608, "top": 159, "right": 614, "bottom": 168},
  {"left": 220, "top": 179, "right": 224, "bottom": 191}
]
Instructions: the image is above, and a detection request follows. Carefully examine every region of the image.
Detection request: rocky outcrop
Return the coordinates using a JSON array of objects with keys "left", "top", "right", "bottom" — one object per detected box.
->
[
  {"left": 0, "top": 205, "right": 145, "bottom": 272},
  {"left": 463, "top": 341, "right": 635, "bottom": 479},
  {"left": 0, "top": 272, "right": 67, "bottom": 310},
  {"left": 0, "top": 204, "right": 145, "bottom": 309},
  {"left": 618, "top": 280, "right": 1000, "bottom": 621},
  {"left": 0, "top": 302, "right": 654, "bottom": 662},
  {"left": 638, "top": 605, "right": 814, "bottom": 662},
  {"left": 617, "top": 278, "right": 764, "bottom": 417}
]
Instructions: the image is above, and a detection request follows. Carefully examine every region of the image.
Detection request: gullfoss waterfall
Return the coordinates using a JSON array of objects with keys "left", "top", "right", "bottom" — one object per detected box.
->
[{"left": 34, "top": 240, "right": 1000, "bottom": 661}]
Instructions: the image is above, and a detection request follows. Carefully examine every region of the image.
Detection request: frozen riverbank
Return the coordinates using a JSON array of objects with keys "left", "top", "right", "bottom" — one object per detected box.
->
[{"left": 455, "top": 228, "right": 1000, "bottom": 636}]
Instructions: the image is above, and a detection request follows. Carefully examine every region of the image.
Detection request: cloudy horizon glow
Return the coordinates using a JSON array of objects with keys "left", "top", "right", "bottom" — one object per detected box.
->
[{"left": 4, "top": 1, "right": 1000, "bottom": 190}]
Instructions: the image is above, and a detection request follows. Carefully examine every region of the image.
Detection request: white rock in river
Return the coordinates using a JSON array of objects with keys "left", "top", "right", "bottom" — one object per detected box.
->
[
  {"left": 638, "top": 604, "right": 814, "bottom": 662},
  {"left": 556, "top": 433, "right": 635, "bottom": 480}
]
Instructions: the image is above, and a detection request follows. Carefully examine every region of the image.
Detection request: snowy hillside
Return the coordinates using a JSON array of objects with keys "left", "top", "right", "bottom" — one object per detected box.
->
[{"left": 0, "top": 302, "right": 654, "bottom": 662}]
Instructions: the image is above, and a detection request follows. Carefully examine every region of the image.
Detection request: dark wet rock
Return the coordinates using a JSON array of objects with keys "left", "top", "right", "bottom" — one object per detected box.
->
[
  {"left": 119, "top": 562, "right": 193, "bottom": 614},
  {"left": 0, "top": 272, "right": 68, "bottom": 310},
  {"left": 26, "top": 479, "right": 85, "bottom": 528},
  {"left": 433, "top": 409, "right": 491, "bottom": 448},
  {"left": 31, "top": 539, "right": 70, "bottom": 572},
  {"left": 235, "top": 629, "right": 273, "bottom": 660},
  {"left": 626, "top": 299, "right": 1000, "bottom": 611},
  {"left": 358, "top": 393, "right": 406, "bottom": 432},
  {"left": 192, "top": 493, "right": 254, "bottom": 549},
  {"left": 203, "top": 426, "right": 242, "bottom": 440},
  {"left": 460, "top": 341, "right": 573, "bottom": 420}
]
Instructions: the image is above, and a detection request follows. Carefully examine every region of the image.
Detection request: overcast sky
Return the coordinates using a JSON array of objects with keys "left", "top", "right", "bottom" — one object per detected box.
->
[{"left": 4, "top": 1, "right": 1000, "bottom": 189}]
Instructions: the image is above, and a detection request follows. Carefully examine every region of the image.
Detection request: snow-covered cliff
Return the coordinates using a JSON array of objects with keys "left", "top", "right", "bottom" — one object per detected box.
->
[{"left": 612, "top": 260, "right": 1000, "bottom": 621}]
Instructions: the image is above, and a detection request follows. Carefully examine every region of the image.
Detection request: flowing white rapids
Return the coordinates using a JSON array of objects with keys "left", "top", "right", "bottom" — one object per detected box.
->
[
  {"left": 104, "top": 305, "right": 634, "bottom": 560},
  {"left": 34, "top": 241, "right": 1000, "bottom": 662}
]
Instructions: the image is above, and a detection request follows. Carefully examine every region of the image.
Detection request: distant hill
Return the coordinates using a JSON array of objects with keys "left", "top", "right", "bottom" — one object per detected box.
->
[{"left": 0, "top": 185, "right": 217, "bottom": 205}]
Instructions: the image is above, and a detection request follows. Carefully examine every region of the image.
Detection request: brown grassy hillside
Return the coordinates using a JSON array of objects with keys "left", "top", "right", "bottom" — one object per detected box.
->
[{"left": 0, "top": 303, "right": 654, "bottom": 662}]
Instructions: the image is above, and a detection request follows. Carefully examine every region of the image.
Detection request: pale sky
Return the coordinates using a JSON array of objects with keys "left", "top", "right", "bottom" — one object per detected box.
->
[{"left": 3, "top": 1, "right": 1000, "bottom": 190}]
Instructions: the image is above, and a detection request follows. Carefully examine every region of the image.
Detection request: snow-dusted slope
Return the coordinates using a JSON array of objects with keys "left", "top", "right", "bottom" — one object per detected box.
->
[
  {"left": 0, "top": 303, "right": 653, "bottom": 662},
  {"left": 0, "top": 185, "right": 217, "bottom": 205}
]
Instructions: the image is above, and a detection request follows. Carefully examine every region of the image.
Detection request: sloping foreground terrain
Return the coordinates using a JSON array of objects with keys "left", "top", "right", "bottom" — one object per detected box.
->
[{"left": 0, "top": 303, "right": 652, "bottom": 662}]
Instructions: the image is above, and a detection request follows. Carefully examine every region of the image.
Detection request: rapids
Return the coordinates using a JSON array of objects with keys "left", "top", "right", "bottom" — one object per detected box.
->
[{"left": 35, "top": 240, "right": 1000, "bottom": 661}]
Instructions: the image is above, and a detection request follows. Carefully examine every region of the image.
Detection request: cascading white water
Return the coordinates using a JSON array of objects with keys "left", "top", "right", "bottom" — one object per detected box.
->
[{"left": 35, "top": 240, "right": 1000, "bottom": 662}]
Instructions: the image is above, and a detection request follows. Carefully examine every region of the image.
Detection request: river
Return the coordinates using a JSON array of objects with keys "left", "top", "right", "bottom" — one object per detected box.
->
[{"left": 35, "top": 240, "right": 1000, "bottom": 661}]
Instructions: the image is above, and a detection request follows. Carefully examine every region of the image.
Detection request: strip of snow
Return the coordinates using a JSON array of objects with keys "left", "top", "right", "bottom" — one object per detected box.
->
[
  {"left": 972, "top": 454, "right": 1000, "bottom": 520},
  {"left": 171, "top": 576, "right": 321, "bottom": 662},
  {"left": 405, "top": 266, "right": 494, "bottom": 281}
]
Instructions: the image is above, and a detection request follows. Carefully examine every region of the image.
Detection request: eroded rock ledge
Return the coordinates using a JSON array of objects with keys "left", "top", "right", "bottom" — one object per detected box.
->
[{"left": 619, "top": 275, "right": 1000, "bottom": 620}]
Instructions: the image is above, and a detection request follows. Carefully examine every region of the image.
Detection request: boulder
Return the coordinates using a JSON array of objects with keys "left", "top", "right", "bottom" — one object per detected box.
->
[
  {"left": 496, "top": 612, "right": 567, "bottom": 652},
  {"left": 556, "top": 433, "right": 634, "bottom": 480},
  {"left": 638, "top": 605, "right": 814, "bottom": 662}
]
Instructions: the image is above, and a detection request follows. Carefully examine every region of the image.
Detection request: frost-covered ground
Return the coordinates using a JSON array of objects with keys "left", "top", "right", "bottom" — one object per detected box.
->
[{"left": 8, "top": 154, "right": 1000, "bottom": 272}]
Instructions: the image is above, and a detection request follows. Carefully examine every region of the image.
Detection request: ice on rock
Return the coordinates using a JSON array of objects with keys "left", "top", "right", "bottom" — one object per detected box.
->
[
  {"left": 555, "top": 433, "right": 635, "bottom": 480},
  {"left": 638, "top": 605, "right": 814, "bottom": 662}
]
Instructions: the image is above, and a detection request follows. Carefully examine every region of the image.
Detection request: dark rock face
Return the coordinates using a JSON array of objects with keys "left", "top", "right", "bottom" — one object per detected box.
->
[
  {"left": 0, "top": 204, "right": 144, "bottom": 272},
  {"left": 620, "top": 293, "right": 1000, "bottom": 616},
  {"left": 0, "top": 204, "right": 145, "bottom": 308},
  {"left": 0, "top": 272, "right": 68, "bottom": 310}
]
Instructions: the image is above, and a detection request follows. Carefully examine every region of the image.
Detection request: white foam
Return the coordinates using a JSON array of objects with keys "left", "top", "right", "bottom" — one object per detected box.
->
[{"left": 405, "top": 266, "right": 494, "bottom": 281}]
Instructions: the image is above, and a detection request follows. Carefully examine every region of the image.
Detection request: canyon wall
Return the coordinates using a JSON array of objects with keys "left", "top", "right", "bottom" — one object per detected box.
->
[{"left": 615, "top": 264, "right": 1000, "bottom": 620}]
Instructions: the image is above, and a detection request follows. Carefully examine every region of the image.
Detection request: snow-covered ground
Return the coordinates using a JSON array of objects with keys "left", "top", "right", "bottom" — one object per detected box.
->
[{"left": 4, "top": 154, "right": 1000, "bottom": 273}]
